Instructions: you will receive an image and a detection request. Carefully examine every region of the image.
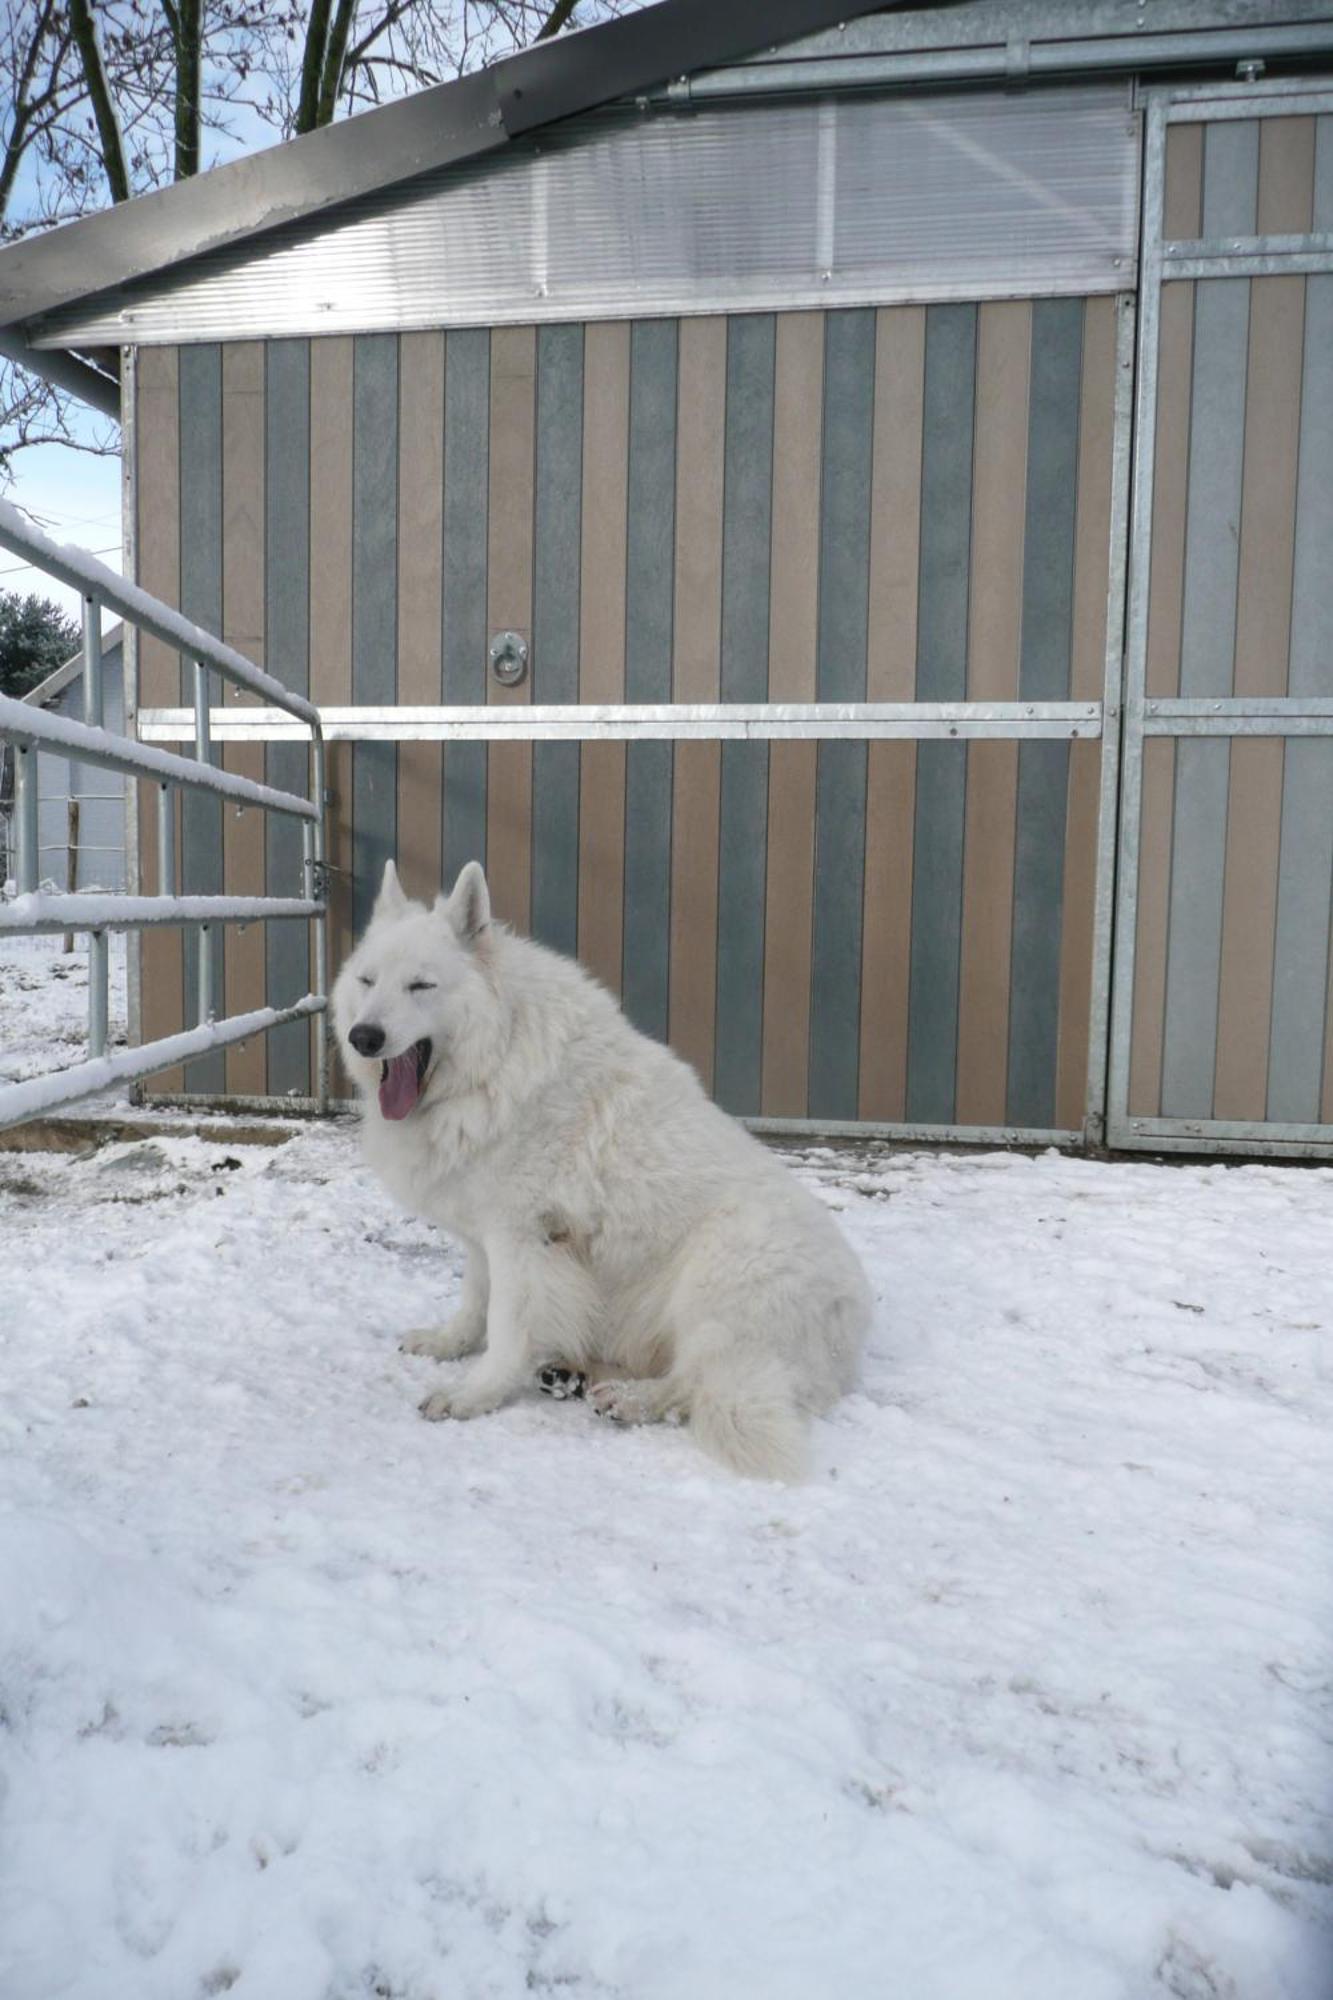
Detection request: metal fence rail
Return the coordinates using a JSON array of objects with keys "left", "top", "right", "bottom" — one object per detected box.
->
[{"left": 0, "top": 500, "right": 328, "bottom": 1132}]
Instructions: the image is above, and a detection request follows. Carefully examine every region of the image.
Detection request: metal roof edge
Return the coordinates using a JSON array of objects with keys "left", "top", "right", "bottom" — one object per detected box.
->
[{"left": 0, "top": 0, "right": 892, "bottom": 338}]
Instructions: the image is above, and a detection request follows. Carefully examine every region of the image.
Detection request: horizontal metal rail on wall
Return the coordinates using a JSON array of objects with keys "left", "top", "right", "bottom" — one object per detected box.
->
[
  {"left": 0, "top": 501, "right": 330, "bottom": 1133},
  {"left": 138, "top": 700, "right": 1105, "bottom": 745}
]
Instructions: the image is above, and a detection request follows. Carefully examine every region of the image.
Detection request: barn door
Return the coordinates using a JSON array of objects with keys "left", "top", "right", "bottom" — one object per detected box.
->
[{"left": 1109, "top": 81, "right": 1333, "bottom": 1158}]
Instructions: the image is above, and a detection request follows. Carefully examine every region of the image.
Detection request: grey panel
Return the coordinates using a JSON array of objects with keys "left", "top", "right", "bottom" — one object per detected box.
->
[
  {"left": 442, "top": 327, "right": 490, "bottom": 883},
  {"left": 622, "top": 320, "right": 677, "bottom": 1040},
  {"left": 809, "top": 739, "right": 867, "bottom": 1120},
  {"left": 1177, "top": 123, "right": 1256, "bottom": 704},
  {"left": 1160, "top": 739, "right": 1230, "bottom": 1118},
  {"left": 1267, "top": 741, "right": 1333, "bottom": 1122},
  {"left": 906, "top": 305, "right": 975, "bottom": 1122},
  {"left": 351, "top": 335, "right": 399, "bottom": 936},
  {"left": 531, "top": 325, "right": 583, "bottom": 958},
  {"left": 46, "top": 89, "right": 1139, "bottom": 347},
  {"left": 265, "top": 339, "right": 312, "bottom": 1095},
  {"left": 1007, "top": 298, "right": 1082, "bottom": 1127},
  {"left": 715, "top": 315, "right": 775, "bottom": 1110},
  {"left": 809, "top": 309, "right": 874, "bottom": 1118},
  {"left": 178, "top": 344, "right": 225, "bottom": 1089}
]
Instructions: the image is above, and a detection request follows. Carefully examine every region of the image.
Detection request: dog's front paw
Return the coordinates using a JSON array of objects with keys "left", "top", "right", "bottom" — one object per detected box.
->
[
  {"left": 418, "top": 1383, "right": 500, "bottom": 1422},
  {"left": 401, "top": 1315, "right": 484, "bottom": 1361},
  {"left": 587, "top": 1379, "right": 642, "bottom": 1424}
]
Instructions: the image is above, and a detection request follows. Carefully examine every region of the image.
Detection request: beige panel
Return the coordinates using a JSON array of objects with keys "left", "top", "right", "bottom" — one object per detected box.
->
[
  {"left": 761, "top": 741, "right": 816, "bottom": 1117},
  {"left": 135, "top": 345, "right": 184, "bottom": 1082},
  {"left": 1213, "top": 738, "right": 1285, "bottom": 1120},
  {"left": 672, "top": 316, "right": 726, "bottom": 701},
  {"left": 1257, "top": 116, "right": 1315, "bottom": 235},
  {"left": 486, "top": 325, "right": 536, "bottom": 932},
  {"left": 220, "top": 344, "right": 266, "bottom": 1095},
  {"left": 579, "top": 321, "right": 630, "bottom": 703},
  {"left": 668, "top": 318, "right": 725, "bottom": 1082},
  {"left": 669, "top": 741, "right": 720, "bottom": 1090},
  {"left": 866, "top": 306, "right": 925, "bottom": 701},
  {"left": 857, "top": 741, "right": 916, "bottom": 1121},
  {"left": 1145, "top": 283, "right": 1195, "bottom": 701},
  {"left": 767, "top": 313, "right": 824, "bottom": 702},
  {"left": 396, "top": 333, "right": 445, "bottom": 905},
  {"left": 761, "top": 315, "right": 822, "bottom": 1115},
  {"left": 307, "top": 338, "right": 356, "bottom": 979},
  {"left": 955, "top": 742, "right": 1018, "bottom": 1126},
  {"left": 1128, "top": 738, "right": 1175, "bottom": 1118},
  {"left": 967, "top": 301, "right": 1031, "bottom": 702},
  {"left": 1055, "top": 741, "right": 1102, "bottom": 1132},
  {"left": 1070, "top": 297, "right": 1118, "bottom": 702},
  {"left": 576, "top": 323, "right": 629, "bottom": 988},
  {"left": 1234, "top": 276, "right": 1305, "bottom": 698},
  {"left": 1162, "top": 122, "right": 1204, "bottom": 240}
]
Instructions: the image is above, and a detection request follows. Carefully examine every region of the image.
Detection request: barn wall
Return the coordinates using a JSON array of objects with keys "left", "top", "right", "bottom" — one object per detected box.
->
[
  {"left": 1126, "top": 111, "right": 1333, "bottom": 1132},
  {"left": 133, "top": 297, "right": 1120, "bottom": 1127}
]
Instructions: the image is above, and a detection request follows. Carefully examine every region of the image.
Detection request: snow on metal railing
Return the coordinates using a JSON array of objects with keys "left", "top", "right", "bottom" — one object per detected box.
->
[
  {"left": 0, "top": 998, "right": 325, "bottom": 1133},
  {"left": 0, "top": 501, "right": 329, "bottom": 1124}
]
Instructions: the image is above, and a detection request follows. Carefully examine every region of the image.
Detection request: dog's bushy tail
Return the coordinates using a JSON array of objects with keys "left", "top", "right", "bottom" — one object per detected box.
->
[{"left": 687, "top": 1344, "right": 809, "bottom": 1483}]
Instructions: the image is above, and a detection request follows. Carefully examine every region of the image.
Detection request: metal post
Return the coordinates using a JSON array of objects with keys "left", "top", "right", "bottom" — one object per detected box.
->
[
  {"left": 309, "top": 732, "right": 330, "bottom": 1111},
  {"left": 157, "top": 783, "right": 177, "bottom": 894},
  {"left": 81, "top": 594, "right": 109, "bottom": 1056},
  {"left": 14, "top": 744, "right": 38, "bottom": 893},
  {"left": 89, "top": 932, "right": 109, "bottom": 1057},
  {"left": 192, "top": 658, "right": 214, "bottom": 1026}
]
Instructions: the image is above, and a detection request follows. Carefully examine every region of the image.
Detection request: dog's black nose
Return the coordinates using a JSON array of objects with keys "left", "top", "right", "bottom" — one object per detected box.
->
[{"left": 349, "top": 1022, "right": 385, "bottom": 1058}]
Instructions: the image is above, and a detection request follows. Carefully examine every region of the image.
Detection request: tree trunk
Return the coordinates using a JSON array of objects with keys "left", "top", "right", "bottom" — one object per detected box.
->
[
  {"left": 174, "top": 0, "right": 202, "bottom": 179},
  {"left": 68, "top": 0, "right": 130, "bottom": 203}
]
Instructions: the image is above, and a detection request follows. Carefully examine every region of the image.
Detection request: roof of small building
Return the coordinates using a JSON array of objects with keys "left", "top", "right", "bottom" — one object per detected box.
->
[
  {"left": 1, "top": 0, "right": 1330, "bottom": 415},
  {"left": 22, "top": 626, "right": 125, "bottom": 711}
]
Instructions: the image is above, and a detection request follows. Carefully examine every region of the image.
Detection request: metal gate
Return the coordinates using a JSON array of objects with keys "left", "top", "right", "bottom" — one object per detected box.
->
[{"left": 1109, "top": 80, "right": 1333, "bottom": 1159}]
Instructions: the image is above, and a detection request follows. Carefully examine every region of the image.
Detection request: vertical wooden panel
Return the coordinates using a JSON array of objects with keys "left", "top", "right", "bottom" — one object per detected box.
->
[
  {"left": 485, "top": 325, "right": 536, "bottom": 934},
  {"left": 669, "top": 317, "right": 725, "bottom": 1082},
  {"left": 531, "top": 324, "right": 584, "bottom": 958},
  {"left": 955, "top": 301, "right": 1028, "bottom": 1126},
  {"left": 1007, "top": 299, "right": 1083, "bottom": 1130},
  {"left": 135, "top": 346, "right": 184, "bottom": 1085},
  {"left": 1160, "top": 739, "right": 1230, "bottom": 1117},
  {"left": 178, "top": 344, "right": 225, "bottom": 1092},
  {"left": 264, "top": 340, "right": 312, "bottom": 1097},
  {"left": 907, "top": 305, "right": 975, "bottom": 1125},
  {"left": 442, "top": 327, "right": 490, "bottom": 885},
  {"left": 396, "top": 332, "right": 445, "bottom": 907},
  {"left": 1145, "top": 284, "right": 1196, "bottom": 701},
  {"left": 577, "top": 321, "right": 629, "bottom": 993},
  {"left": 1258, "top": 115, "right": 1315, "bottom": 235},
  {"left": 809, "top": 308, "right": 875, "bottom": 1120},
  {"left": 762, "top": 312, "right": 823, "bottom": 1117},
  {"left": 1128, "top": 738, "right": 1176, "bottom": 1120},
  {"left": 716, "top": 315, "right": 775, "bottom": 1111},
  {"left": 1234, "top": 277, "right": 1306, "bottom": 698},
  {"left": 622, "top": 319, "right": 677, "bottom": 1042},
  {"left": 1163, "top": 122, "right": 1204, "bottom": 241},
  {"left": 351, "top": 335, "right": 399, "bottom": 938},
  {"left": 1214, "top": 739, "right": 1285, "bottom": 1120},
  {"left": 1055, "top": 298, "right": 1118, "bottom": 1130},
  {"left": 1055, "top": 741, "right": 1103, "bottom": 1132},
  {"left": 308, "top": 337, "right": 355, "bottom": 983},
  {"left": 220, "top": 343, "right": 267, "bottom": 1097},
  {"left": 859, "top": 308, "right": 925, "bottom": 1121}
]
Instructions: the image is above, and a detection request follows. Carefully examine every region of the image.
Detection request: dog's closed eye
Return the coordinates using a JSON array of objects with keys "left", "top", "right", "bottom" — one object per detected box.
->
[
  {"left": 407, "top": 980, "right": 437, "bottom": 993},
  {"left": 357, "top": 973, "right": 373, "bottom": 988}
]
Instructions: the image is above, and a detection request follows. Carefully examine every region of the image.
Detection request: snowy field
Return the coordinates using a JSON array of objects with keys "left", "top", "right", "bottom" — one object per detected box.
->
[
  {"left": 2, "top": 952, "right": 1333, "bottom": 1998},
  {"left": 0, "top": 928, "right": 128, "bottom": 1085}
]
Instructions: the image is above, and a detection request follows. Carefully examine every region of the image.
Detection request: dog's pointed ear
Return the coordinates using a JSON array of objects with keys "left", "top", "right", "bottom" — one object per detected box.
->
[
  {"left": 438, "top": 860, "right": 491, "bottom": 943},
  {"left": 372, "top": 858, "right": 408, "bottom": 923}
]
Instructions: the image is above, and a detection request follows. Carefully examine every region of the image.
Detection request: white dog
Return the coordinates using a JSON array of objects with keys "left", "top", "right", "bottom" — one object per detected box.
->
[{"left": 333, "top": 860, "right": 871, "bottom": 1479}]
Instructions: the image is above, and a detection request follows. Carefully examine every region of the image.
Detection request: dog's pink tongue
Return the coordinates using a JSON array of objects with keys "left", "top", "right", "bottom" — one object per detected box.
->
[{"left": 379, "top": 1050, "right": 421, "bottom": 1121}]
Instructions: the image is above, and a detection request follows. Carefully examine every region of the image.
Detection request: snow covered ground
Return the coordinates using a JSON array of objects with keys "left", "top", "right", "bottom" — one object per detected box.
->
[
  {"left": 0, "top": 928, "right": 128, "bottom": 1086},
  {"left": 2, "top": 942, "right": 1332, "bottom": 1999}
]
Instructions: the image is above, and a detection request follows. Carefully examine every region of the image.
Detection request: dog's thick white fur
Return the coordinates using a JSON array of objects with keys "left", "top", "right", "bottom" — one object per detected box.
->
[{"left": 333, "top": 860, "right": 872, "bottom": 1480}]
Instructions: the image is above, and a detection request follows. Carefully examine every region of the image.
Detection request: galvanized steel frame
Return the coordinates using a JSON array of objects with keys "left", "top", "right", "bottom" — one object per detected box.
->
[
  {"left": 0, "top": 478, "right": 332, "bottom": 1132},
  {"left": 1107, "top": 79, "right": 1333, "bottom": 1161}
]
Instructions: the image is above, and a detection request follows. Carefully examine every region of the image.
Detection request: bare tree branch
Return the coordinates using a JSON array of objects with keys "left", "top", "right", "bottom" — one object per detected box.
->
[{"left": 67, "top": 0, "right": 132, "bottom": 203}]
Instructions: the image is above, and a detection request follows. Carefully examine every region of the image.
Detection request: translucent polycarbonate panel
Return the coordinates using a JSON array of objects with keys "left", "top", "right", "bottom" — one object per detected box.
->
[{"left": 39, "top": 87, "right": 1137, "bottom": 346}]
